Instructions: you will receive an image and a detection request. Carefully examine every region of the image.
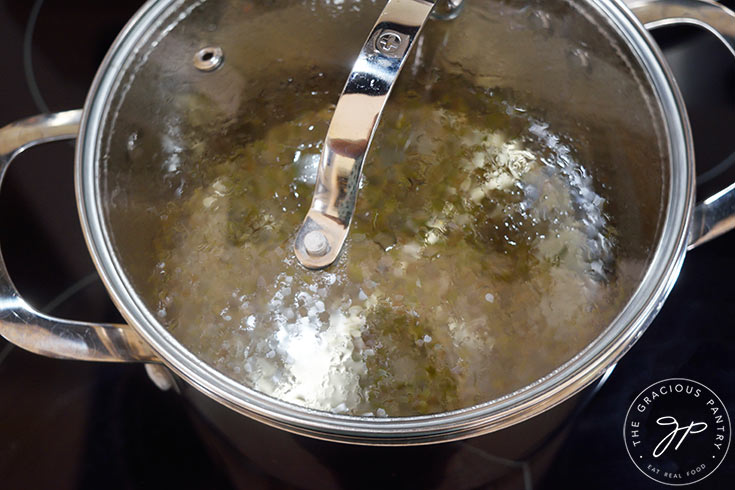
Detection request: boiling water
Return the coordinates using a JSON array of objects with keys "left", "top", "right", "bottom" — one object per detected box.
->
[{"left": 149, "top": 74, "right": 625, "bottom": 416}]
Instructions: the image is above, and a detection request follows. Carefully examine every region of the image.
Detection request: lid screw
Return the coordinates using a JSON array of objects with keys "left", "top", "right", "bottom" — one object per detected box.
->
[{"left": 303, "top": 230, "right": 329, "bottom": 257}]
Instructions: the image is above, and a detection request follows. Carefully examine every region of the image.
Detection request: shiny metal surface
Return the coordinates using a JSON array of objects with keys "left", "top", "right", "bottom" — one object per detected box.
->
[
  {"left": 2, "top": 0, "right": 725, "bottom": 446},
  {"left": 690, "top": 182, "right": 735, "bottom": 247},
  {"left": 293, "top": 0, "right": 436, "bottom": 269},
  {"left": 144, "top": 363, "right": 179, "bottom": 391},
  {"left": 0, "top": 110, "right": 158, "bottom": 363},
  {"left": 431, "top": 0, "right": 465, "bottom": 20},
  {"left": 193, "top": 45, "right": 223, "bottom": 72},
  {"left": 628, "top": 0, "right": 735, "bottom": 53},
  {"left": 625, "top": 0, "right": 735, "bottom": 248},
  {"left": 72, "top": 0, "right": 693, "bottom": 444}
]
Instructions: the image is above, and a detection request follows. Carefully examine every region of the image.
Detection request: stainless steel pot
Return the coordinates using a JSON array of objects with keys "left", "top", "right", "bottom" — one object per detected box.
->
[{"left": 1, "top": 0, "right": 734, "bottom": 457}]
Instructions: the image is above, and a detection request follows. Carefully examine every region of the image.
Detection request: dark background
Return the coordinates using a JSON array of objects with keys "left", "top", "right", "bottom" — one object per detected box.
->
[{"left": 0, "top": 1, "right": 733, "bottom": 488}]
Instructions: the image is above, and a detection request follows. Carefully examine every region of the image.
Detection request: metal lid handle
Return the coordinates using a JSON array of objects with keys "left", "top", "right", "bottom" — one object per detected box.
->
[{"left": 293, "top": 0, "right": 439, "bottom": 269}]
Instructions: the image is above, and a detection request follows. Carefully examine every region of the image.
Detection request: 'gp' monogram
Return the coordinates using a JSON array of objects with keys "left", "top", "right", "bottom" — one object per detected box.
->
[{"left": 653, "top": 416, "right": 708, "bottom": 458}]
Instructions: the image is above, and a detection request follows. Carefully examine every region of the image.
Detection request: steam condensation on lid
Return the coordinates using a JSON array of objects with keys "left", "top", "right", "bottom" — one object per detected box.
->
[{"left": 150, "top": 83, "right": 624, "bottom": 417}]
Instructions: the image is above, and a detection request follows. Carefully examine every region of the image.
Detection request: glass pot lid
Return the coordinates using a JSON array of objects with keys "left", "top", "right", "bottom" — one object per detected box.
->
[{"left": 78, "top": 0, "right": 690, "bottom": 440}]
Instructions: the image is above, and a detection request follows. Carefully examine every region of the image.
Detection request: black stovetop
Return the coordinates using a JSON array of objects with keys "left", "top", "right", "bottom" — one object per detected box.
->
[{"left": 1, "top": 1, "right": 733, "bottom": 489}]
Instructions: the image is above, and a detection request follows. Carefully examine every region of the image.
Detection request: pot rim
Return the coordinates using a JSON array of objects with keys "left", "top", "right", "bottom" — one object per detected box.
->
[{"left": 75, "top": 0, "right": 695, "bottom": 445}]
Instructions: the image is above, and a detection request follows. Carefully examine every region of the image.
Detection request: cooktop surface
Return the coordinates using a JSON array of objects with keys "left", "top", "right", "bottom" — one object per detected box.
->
[{"left": 1, "top": 1, "right": 733, "bottom": 489}]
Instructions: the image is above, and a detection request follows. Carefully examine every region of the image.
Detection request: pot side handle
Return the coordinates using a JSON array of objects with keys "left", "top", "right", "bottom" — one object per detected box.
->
[
  {"left": 0, "top": 110, "right": 159, "bottom": 362},
  {"left": 627, "top": 0, "right": 735, "bottom": 249}
]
